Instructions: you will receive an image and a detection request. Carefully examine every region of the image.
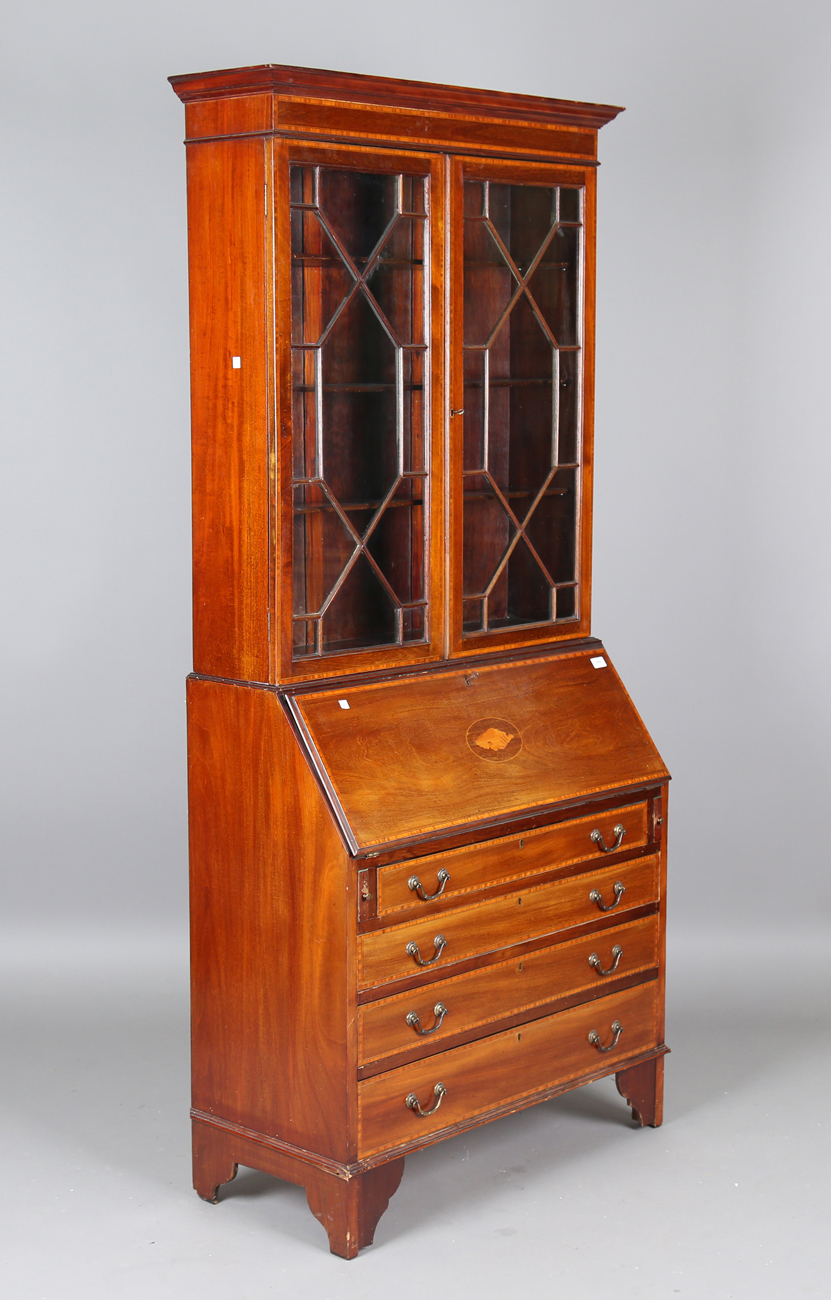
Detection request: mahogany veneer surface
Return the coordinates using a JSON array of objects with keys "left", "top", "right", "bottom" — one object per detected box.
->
[
  {"left": 359, "top": 914, "right": 659, "bottom": 1064},
  {"left": 359, "top": 856, "right": 660, "bottom": 988},
  {"left": 358, "top": 981, "right": 659, "bottom": 1157},
  {"left": 376, "top": 801, "right": 648, "bottom": 913},
  {"left": 174, "top": 62, "right": 668, "bottom": 1260},
  {"left": 292, "top": 648, "right": 668, "bottom": 849}
]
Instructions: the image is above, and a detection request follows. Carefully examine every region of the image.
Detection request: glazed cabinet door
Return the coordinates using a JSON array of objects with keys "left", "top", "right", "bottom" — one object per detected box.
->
[
  {"left": 275, "top": 142, "right": 447, "bottom": 681},
  {"left": 448, "top": 157, "right": 597, "bottom": 655}
]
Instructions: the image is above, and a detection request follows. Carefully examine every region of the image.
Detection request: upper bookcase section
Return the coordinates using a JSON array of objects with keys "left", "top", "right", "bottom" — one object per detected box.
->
[{"left": 169, "top": 64, "right": 623, "bottom": 163}]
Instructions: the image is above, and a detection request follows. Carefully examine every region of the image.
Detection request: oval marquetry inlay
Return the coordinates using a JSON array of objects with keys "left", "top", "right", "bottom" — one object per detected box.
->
[{"left": 466, "top": 717, "right": 523, "bottom": 762}]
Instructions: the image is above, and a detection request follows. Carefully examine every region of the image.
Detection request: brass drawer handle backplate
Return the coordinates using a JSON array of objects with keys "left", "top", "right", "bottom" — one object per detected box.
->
[
  {"left": 406, "top": 1002, "right": 449, "bottom": 1036},
  {"left": 588, "top": 944, "right": 623, "bottom": 976},
  {"left": 406, "top": 935, "right": 447, "bottom": 966},
  {"left": 590, "top": 880, "right": 625, "bottom": 912},
  {"left": 588, "top": 1020, "right": 623, "bottom": 1052},
  {"left": 408, "top": 868, "right": 450, "bottom": 901},
  {"left": 591, "top": 824, "right": 626, "bottom": 853},
  {"left": 405, "top": 1082, "right": 447, "bottom": 1116}
]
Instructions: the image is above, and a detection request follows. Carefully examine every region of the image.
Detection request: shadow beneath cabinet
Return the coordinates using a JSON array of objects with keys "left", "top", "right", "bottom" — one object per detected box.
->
[{"left": 2, "top": 926, "right": 828, "bottom": 1242}]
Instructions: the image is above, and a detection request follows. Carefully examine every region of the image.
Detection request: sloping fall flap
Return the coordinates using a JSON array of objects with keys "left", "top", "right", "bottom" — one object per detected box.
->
[{"left": 288, "top": 646, "right": 669, "bottom": 853}]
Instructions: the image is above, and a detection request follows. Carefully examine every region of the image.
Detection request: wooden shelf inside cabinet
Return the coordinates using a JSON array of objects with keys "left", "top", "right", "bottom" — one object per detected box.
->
[{"left": 173, "top": 62, "right": 668, "bottom": 1260}]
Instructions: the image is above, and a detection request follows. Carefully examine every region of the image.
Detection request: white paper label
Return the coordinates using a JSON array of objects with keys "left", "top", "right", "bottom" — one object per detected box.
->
[
  {"left": 231, "top": 356, "right": 241, "bottom": 369},
  {"left": 338, "top": 699, "right": 350, "bottom": 710},
  {"left": 590, "top": 656, "right": 607, "bottom": 669}
]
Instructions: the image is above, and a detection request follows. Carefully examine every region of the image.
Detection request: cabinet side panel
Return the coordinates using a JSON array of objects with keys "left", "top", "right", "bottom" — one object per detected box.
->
[
  {"left": 187, "top": 678, "right": 355, "bottom": 1161},
  {"left": 186, "top": 139, "right": 271, "bottom": 681}
]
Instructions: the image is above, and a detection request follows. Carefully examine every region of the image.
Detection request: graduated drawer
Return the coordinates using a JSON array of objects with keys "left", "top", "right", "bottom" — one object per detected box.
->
[
  {"left": 359, "top": 855, "right": 659, "bottom": 990},
  {"left": 359, "top": 914, "right": 658, "bottom": 1066},
  {"left": 377, "top": 802, "right": 648, "bottom": 915},
  {"left": 358, "top": 980, "right": 659, "bottom": 1157}
]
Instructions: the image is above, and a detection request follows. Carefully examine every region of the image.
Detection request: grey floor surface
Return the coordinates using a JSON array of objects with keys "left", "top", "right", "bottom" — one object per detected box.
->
[{"left": 2, "top": 925, "right": 828, "bottom": 1300}]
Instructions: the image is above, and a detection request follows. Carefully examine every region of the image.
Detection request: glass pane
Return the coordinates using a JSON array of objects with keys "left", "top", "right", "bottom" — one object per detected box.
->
[
  {"left": 524, "top": 467, "right": 577, "bottom": 584},
  {"left": 292, "top": 619, "right": 318, "bottom": 658},
  {"left": 463, "top": 218, "right": 514, "bottom": 346},
  {"left": 366, "top": 483, "right": 425, "bottom": 604},
  {"left": 367, "top": 217, "right": 425, "bottom": 344},
  {"left": 463, "top": 351, "right": 485, "bottom": 472},
  {"left": 292, "top": 484, "right": 357, "bottom": 616},
  {"left": 403, "top": 351, "right": 426, "bottom": 474},
  {"left": 322, "top": 553, "right": 397, "bottom": 653},
  {"left": 487, "top": 295, "right": 554, "bottom": 506},
  {"left": 559, "top": 187, "right": 581, "bottom": 223},
  {"left": 462, "top": 179, "right": 584, "bottom": 637},
  {"left": 528, "top": 224, "right": 579, "bottom": 346},
  {"left": 503, "top": 536, "right": 551, "bottom": 626},
  {"left": 556, "top": 585, "right": 576, "bottom": 619},
  {"left": 290, "top": 164, "right": 431, "bottom": 659},
  {"left": 320, "top": 292, "right": 397, "bottom": 505},
  {"left": 558, "top": 350, "right": 579, "bottom": 465},
  {"left": 462, "top": 473, "right": 515, "bottom": 605},
  {"left": 488, "top": 184, "right": 557, "bottom": 273},
  {"left": 291, "top": 210, "right": 354, "bottom": 345},
  {"left": 318, "top": 169, "right": 397, "bottom": 263},
  {"left": 402, "top": 605, "right": 425, "bottom": 641},
  {"left": 401, "top": 175, "right": 426, "bottom": 215},
  {"left": 462, "top": 597, "right": 484, "bottom": 633},
  {"left": 464, "top": 181, "right": 485, "bottom": 217},
  {"left": 292, "top": 347, "right": 316, "bottom": 479}
]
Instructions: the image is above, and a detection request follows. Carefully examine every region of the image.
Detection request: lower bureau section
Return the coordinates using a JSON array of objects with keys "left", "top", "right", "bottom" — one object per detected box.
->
[{"left": 358, "top": 980, "right": 659, "bottom": 1158}]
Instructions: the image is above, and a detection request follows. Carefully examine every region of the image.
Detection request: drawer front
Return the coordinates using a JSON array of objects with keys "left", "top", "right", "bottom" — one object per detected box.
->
[
  {"left": 359, "top": 914, "right": 658, "bottom": 1065},
  {"left": 377, "top": 802, "right": 648, "bottom": 915},
  {"left": 359, "top": 855, "right": 659, "bottom": 990},
  {"left": 358, "top": 981, "right": 659, "bottom": 1157}
]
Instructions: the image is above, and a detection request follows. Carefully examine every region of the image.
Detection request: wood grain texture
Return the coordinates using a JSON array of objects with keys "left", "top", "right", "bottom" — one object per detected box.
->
[
  {"left": 186, "top": 139, "right": 271, "bottom": 682},
  {"left": 185, "top": 94, "right": 273, "bottom": 140},
  {"left": 187, "top": 676, "right": 357, "bottom": 1160},
  {"left": 305, "top": 1158, "right": 405, "bottom": 1258},
  {"left": 174, "top": 65, "right": 667, "bottom": 1254},
  {"left": 654, "top": 786, "right": 669, "bottom": 1049},
  {"left": 190, "top": 1114, "right": 404, "bottom": 1257},
  {"left": 169, "top": 63, "right": 624, "bottom": 133},
  {"left": 276, "top": 99, "right": 596, "bottom": 160},
  {"left": 377, "top": 801, "right": 648, "bottom": 914},
  {"left": 616, "top": 1054, "right": 665, "bottom": 1127},
  {"left": 294, "top": 649, "right": 669, "bottom": 848},
  {"left": 360, "top": 914, "right": 658, "bottom": 1064},
  {"left": 359, "top": 855, "right": 659, "bottom": 989},
  {"left": 358, "top": 981, "right": 659, "bottom": 1157},
  {"left": 192, "top": 1116, "right": 239, "bottom": 1201}
]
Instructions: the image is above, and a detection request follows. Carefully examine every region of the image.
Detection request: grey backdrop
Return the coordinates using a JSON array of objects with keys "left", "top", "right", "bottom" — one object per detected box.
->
[
  {"left": 3, "top": 0, "right": 830, "bottom": 936},
  {"left": 3, "top": 5, "right": 831, "bottom": 1297}
]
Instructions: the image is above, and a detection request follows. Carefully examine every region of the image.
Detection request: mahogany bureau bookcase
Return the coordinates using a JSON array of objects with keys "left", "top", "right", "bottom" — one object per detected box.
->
[{"left": 170, "top": 63, "right": 670, "bottom": 1259}]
